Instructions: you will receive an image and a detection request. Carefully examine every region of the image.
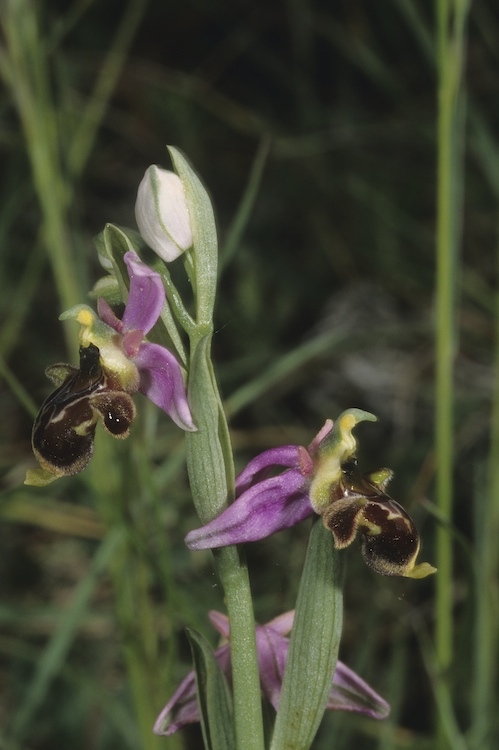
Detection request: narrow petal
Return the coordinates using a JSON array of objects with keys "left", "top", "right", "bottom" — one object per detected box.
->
[
  {"left": 134, "top": 342, "right": 196, "bottom": 431},
  {"left": 208, "top": 611, "right": 230, "bottom": 639},
  {"left": 121, "top": 251, "right": 166, "bottom": 334},
  {"left": 328, "top": 662, "right": 390, "bottom": 719},
  {"left": 257, "top": 624, "right": 288, "bottom": 710},
  {"left": 307, "top": 419, "right": 334, "bottom": 455},
  {"left": 266, "top": 610, "right": 295, "bottom": 636},
  {"left": 185, "top": 470, "right": 313, "bottom": 550},
  {"left": 256, "top": 618, "right": 390, "bottom": 719},
  {"left": 154, "top": 644, "right": 232, "bottom": 736},
  {"left": 153, "top": 669, "right": 199, "bottom": 736},
  {"left": 97, "top": 297, "right": 123, "bottom": 332},
  {"left": 236, "top": 445, "right": 311, "bottom": 493},
  {"left": 122, "top": 329, "right": 145, "bottom": 359}
]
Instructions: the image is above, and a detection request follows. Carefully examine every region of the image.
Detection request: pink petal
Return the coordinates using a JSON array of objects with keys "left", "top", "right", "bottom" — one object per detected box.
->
[
  {"left": 134, "top": 342, "right": 196, "bottom": 431},
  {"left": 121, "top": 251, "right": 165, "bottom": 334},
  {"left": 266, "top": 610, "right": 295, "bottom": 636},
  {"left": 185, "top": 470, "right": 313, "bottom": 550},
  {"left": 154, "top": 644, "right": 232, "bottom": 736},
  {"left": 329, "top": 662, "right": 390, "bottom": 720},
  {"left": 208, "top": 611, "right": 230, "bottom": 639},
  {"left": 256, "top": 624, "right": 288, "bottom": 710}
]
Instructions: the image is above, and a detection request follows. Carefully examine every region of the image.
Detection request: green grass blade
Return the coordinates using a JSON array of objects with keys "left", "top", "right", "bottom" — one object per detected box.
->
[{"left": 8, "top": 528, "right": 124, "bottom": 742}]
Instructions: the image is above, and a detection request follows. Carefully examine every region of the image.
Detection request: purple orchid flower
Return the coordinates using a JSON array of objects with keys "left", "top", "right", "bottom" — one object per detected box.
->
[
  {"left": 154, "top": 609, "right": 389, "bottom": 736},
  {"left": 94, "top": 251, "right": 196, "bottom": 432},
  {"left": 25, "top": 251, "right": 195, "bottom": 487},
  {"left": 185, "top": 410, "right": 436, "bottom": 579}
]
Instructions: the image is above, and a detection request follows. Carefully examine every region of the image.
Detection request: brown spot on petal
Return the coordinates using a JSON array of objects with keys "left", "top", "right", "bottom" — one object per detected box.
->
[{"left": 92, "top": 391, "right": 136, "bottom": 438}]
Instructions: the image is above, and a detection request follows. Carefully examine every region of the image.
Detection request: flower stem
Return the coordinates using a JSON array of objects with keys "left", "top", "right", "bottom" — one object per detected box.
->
[{"left": 185, "top": 330, "right": 265, "bottom": 750}]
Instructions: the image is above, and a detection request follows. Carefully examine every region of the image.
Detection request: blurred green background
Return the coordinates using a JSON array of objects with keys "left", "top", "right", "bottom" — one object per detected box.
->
[{"left": 0, "top": 0, "right": 497, "bottom": 748}]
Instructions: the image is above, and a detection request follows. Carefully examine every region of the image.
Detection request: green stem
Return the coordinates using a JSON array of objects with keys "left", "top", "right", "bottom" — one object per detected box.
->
[
  {"left": 185, "top": 331, "right": 264, "bottom": 750},
  {"left": 214, "top": 545, "right": 266, "bottom": 750},
  {"left": 170, "top": 145, "right": 264, "bottom": 749},
  {"left": 434, "top": 1, "right": 469, "bottom": 748}
]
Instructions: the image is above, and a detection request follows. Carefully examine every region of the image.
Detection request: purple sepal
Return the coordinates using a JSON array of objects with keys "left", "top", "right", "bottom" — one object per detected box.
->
[
  {"left": 185, "top": 469, "right": 313, "bottom": 549},
  {"left": 122, "top": 251, "right": 165, "bottom": 334},
  {"left": 153, "top": 643, "right": 231, "bottom": 735},
  {"left": 327, "top": 662, "right": 390, "bottom": 719},
  {"left": 134, "top": 342, "right": 196, "bottom": 431}
]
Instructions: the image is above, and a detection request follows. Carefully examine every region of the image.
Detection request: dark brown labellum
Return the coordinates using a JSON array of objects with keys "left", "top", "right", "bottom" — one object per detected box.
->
[
  {"left": 32, "top": 343, "right": 104, "bottom": 476},
  {"left": 358, "top": 498, "right": 419, "bottom": 576},
  {"left": 322, "top": 459, "right": 422, "bottom": 577},
  {"left": 31, "top": 343, "right": 136, "bottom": 479}
]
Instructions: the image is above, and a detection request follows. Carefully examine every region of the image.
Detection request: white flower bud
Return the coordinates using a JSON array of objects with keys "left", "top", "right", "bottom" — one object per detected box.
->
[{"left": 135, "top": 165, "right": 193, "bottom": 262}]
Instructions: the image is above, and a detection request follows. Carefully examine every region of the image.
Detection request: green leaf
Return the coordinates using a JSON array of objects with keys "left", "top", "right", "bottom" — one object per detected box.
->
[
  {"left": 97, "top": 223, "right": 144, "bottom": 298},
  {"left": 185, "top": 332, "right": 234, "bottom": 523},
  {"left": 186, "top": 627, "right": 235, "bottom": 750},
  {"left": 270, "top": 520, "right": 345, "bottom": 750},
  {"left": 90, "top": 273, "right": 122, "bottom": 305},
  {"left": 168, "top": 146, "right": 218, "bottom": 325}
]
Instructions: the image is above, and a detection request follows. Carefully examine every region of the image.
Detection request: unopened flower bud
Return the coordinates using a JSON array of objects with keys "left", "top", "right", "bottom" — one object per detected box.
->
[{"left": 135, "top": 165, "right": 192, "bottom": 262}]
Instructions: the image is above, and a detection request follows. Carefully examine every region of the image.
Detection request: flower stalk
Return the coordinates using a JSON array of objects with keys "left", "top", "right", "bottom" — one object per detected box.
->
[{"left": 171, "top": 147, "right": 265, "bottom": 750}]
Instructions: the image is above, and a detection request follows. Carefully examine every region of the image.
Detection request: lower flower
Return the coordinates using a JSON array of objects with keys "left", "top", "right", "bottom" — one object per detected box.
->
[{"left": 154, "top": 610, "right": 389, "bottom": 736}]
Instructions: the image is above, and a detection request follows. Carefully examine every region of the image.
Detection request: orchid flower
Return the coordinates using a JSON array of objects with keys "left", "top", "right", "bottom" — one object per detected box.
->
[
  {"left": 25, "top": 251, "right": 195, "bottom": 486},
  {"left": 186, "top": 409, "right": 436, "bottom": 578},
  {"left": 154, "top": 609, "right": 389, "bottom": 736}
]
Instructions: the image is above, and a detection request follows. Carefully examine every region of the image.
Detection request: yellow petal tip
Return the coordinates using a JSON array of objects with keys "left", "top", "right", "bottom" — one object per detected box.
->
[
  {"left": 404, "top": 562, "right": 437, "bottom": 580},
  {"left": 25, "top": 467, "right": 59, "bottom": 487}
]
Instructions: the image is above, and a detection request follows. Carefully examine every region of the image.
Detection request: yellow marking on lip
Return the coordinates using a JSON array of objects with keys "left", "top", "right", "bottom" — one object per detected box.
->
[{"left": 357, "top": 517, "right": 382, "bottom": 535}]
